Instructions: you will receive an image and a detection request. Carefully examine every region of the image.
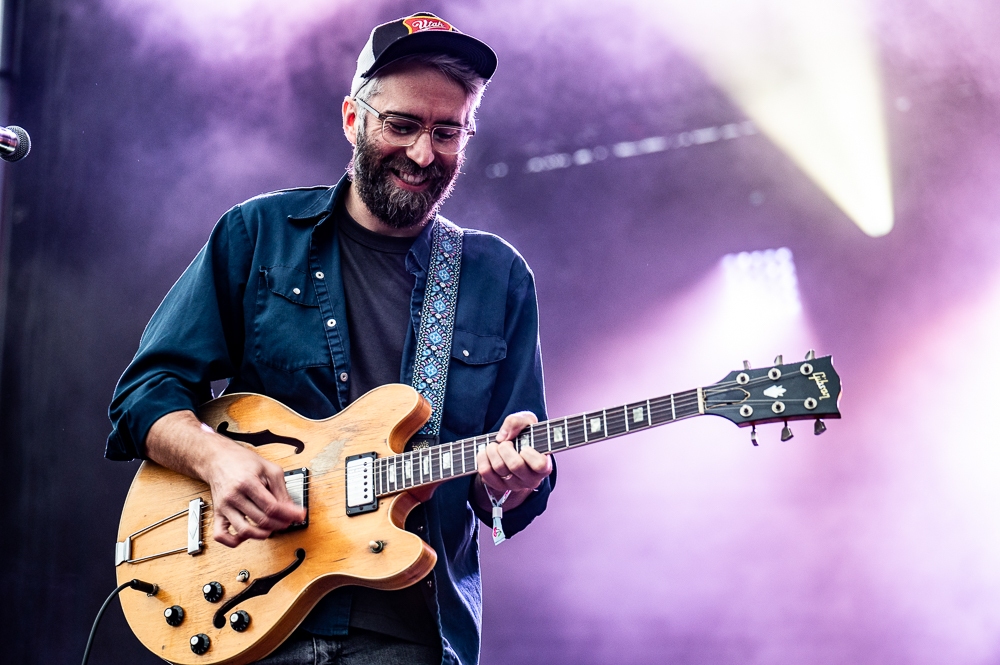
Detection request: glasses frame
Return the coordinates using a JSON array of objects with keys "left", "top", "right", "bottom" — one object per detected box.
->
[{"left": 353, "top": 97, "right": 475, "bottom": 155}]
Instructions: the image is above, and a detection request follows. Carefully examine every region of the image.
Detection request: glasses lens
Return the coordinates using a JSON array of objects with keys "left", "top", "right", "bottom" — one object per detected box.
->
[
  {"left": 431, "top": 127, "right": 468, "bottom": 154},
  {"left": 381, "top": 117, "right": 423, "bottom": 146}
]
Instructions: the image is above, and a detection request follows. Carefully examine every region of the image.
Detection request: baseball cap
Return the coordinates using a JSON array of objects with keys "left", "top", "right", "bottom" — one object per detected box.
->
[{"left": 351, "top": 12, "right": 498, "bottom": 96}]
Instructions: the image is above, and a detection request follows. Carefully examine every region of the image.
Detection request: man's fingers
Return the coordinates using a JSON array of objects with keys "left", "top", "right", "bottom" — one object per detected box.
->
[
  {"left": 520, "top": 446, "right": 553, "bottom": 474},
  {"left": 238, "top": 478, "right": 305, "bottom": 529},
  {"left": 493, "top": 441, "right": 529, "bottom": 479},
  {"left": 213, "top": 510, "right": 270, "bottom": 548},
  {"left": 495, "top": 411, "right": 538, "bottom": 442}
]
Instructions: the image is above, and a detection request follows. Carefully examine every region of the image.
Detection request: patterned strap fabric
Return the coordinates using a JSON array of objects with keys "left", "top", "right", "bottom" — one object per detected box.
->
[{"left": 410, "top": 218, "right": 464, "bottom": 441}]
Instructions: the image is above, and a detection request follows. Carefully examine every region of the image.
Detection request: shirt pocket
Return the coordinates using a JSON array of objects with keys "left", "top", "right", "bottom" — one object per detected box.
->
[
  {"left": 444, "top": 329, "right": 507, "bottom": 434},
  {"left": 253, "top": 266, "right": 331, "bottom": 371}
]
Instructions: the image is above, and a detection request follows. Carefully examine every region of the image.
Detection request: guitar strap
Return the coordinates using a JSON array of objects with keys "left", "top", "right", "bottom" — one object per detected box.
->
[{"left": 409, "top": 217, "right": 463, "bottom": 447}]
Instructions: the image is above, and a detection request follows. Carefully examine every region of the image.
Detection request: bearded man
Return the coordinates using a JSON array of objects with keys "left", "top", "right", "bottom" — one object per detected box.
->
[{"left": 107, "top": 13, "right": 554, "bottom": 665}]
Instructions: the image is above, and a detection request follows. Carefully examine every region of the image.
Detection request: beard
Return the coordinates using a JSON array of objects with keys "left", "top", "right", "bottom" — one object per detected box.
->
[{"left": 350, "top": 130, "right": 463, "bottom": 230}]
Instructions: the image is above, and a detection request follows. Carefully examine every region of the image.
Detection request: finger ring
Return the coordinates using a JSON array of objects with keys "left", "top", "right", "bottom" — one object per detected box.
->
[{"left": 501, "top": 474, "right": 513, "bottom": 480}]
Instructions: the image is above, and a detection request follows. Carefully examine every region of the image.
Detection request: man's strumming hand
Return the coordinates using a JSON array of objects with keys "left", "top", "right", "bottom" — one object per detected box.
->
[{"left": 146, "top": 411, "right": 307, "bottom": 548}]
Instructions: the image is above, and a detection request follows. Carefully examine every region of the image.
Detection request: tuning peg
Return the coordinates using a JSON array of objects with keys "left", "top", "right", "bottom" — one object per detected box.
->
[
  {"left": 743, "top": 360, "right": 751, "bottom": 370},
  {"left": 814, "top": 419, "right": 827, "bottom": 435},
  {"left": 781, "top": 421, "right": 794, "bottom": 441},
  {"left": 774, "top": 354, "right": 783, "bottom": 365},
  {"left": 805, "top": 349, "right": 815, "bottom": 360},
  {"left": 750, "top": 425, "right": 758, "bottom": 446}
]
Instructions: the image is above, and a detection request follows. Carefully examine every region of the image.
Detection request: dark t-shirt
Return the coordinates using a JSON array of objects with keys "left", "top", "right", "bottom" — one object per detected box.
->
[
  {"left": 339, "top": 206, "right": 415, "bottom": 403},
  {"left": 309, "top": 202, "right": 437, "bottom": 645}
]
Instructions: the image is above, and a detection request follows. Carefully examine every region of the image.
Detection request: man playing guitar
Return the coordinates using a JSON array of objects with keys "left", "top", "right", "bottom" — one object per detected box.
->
[{"left": 108, "top": 13, "right": 554, "bottom": 664}]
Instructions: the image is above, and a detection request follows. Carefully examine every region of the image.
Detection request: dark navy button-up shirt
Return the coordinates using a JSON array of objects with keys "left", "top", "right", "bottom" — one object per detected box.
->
[{"left": 107, "top": 176, "right": 555, "bottom": 665}]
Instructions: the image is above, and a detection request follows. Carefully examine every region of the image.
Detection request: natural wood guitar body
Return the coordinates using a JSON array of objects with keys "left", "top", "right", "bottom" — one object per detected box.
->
[{"left": 115, "top": 384, "right": 437, "bottom": 665}]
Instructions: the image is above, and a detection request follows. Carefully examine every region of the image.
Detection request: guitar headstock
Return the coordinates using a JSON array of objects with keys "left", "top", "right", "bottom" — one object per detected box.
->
[{"left": 704, "top": 352, "right": 841, "bottom": 440}]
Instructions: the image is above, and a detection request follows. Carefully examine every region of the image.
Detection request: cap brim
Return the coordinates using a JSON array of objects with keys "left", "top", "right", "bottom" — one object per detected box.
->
[{"left": 363, "top": 31, "right": 498, "bottom": 82}]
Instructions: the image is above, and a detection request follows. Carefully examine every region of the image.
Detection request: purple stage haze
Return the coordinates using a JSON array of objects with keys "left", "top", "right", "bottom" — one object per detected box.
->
[{"left": 67, "top": 0, "right": 1000, "bottom": 662}]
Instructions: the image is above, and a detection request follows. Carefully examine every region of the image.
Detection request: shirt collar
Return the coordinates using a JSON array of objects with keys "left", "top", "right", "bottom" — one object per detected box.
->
[
  {"left": 286, "top": 173, "right": 438, "bottom": 273},
  {"left": 285, "top": 176, "right": 349, "bottom": 226}
]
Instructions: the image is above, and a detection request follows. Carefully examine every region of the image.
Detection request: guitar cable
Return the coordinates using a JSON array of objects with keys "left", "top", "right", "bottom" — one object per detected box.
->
[{"left": 81, "top": 579, "right": 159, "bottom": 665}]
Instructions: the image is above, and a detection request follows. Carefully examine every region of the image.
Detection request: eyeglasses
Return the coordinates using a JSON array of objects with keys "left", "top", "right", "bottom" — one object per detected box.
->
[{"left": 354, "top": 97, "right": 475, "bottom": 155}]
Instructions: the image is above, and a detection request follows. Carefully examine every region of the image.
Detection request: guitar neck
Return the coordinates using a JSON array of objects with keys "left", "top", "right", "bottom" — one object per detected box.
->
[{"left": 373, "top": 387, "right": 705, "bottom": 497}]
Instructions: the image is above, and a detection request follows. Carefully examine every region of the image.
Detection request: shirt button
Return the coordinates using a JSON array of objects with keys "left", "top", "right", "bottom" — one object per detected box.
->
[
  {"left": 327, "top": 319, "right": 336, "bottom": 328},
  {"left": 462, "top": 350, "right": 469, "bottom": 357},
  {"left": 339, "top": 372, "right": 349, "bottom": 382},
  {"left": 315, "top": 271, "right": 325, "bottom": 280},
  {"left": 417, "top": 525, "right": 425, "bottom": 533},
  {"left": 293, "top": 288, "right": 301, "bottom": 295},
  {"left": 426, "top": 579, "right": 434, "bottom": 589}
]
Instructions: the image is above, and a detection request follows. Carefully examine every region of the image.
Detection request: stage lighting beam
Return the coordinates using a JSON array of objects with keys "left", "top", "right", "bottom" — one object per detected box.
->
[{"left": 640, "top": 0, "right": 894, "bottom": 237}]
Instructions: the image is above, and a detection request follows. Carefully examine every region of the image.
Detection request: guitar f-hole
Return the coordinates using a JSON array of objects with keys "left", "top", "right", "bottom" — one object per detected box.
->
[
  {"left": 216, "top": 422, "right": 306, "bottom": 454},
  {"left": 212, "top": 549, "right": 306, "bottom": 629}
]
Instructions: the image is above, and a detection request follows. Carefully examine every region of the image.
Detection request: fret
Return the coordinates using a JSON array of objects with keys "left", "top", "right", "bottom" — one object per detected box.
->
[
  {"left": 605, "top": 406, "right": 628, "bottom": 437},
  {"left": 625, "top": 401, "right": 647, "bottom": 429},
  {"left": 421, "top": 450, "right": 431, "bottom": 482},
  {"left": 459, "top": 441, "right": 466, "bottom": 475},
  {"left": 675, "top": 389, "right": 701, "bottom": 419},
  {"left": 584, "top": 411, "right": 606, "bottom": 440},
  {"left": 671, "top": 393, "right": 676, "bottom": 420},
  {"left": 542, "top": 421, "right": 552, "bottom": 453},
  {"left": 567, "top": 415, "right": 586, "bottom": 448},
  {"left": 550, "top": 419, "right": 567, "bottom": 450},
  {"left": 517, "top": 429, "right": 532, "bottom": 451},
  {"left": 650, "top": 396, "right": 672, "bottom": 425},
  {"left": 442, "top": 447, "right": 452, "bottom": 476},
  {"left": 405, "top": 455, "right": 413, "bottom": 485}
]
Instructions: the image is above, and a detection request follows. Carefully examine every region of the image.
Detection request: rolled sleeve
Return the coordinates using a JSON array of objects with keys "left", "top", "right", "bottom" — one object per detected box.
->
[{"left": 106, "top": 205, "right": 253, "bottom": 460}]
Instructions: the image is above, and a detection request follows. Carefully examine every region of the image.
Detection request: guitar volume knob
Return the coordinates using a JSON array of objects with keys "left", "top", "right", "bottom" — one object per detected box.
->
[
  {"left": 202, "top": 581, "right": 224, "bottom": 603},
  {"left": 164, "top": 605, "right": 185, "bottom": 627},
  {"left": 229, "top": 609, "right": 251, "bottom": 632},
  {"left": 190, "top": 633, "right": 211, "bottom": 655}
]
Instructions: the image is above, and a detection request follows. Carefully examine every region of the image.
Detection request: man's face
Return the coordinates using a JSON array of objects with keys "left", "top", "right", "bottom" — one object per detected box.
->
[{"left": 348, "top": 65, "right": 472, "bottom": 230}]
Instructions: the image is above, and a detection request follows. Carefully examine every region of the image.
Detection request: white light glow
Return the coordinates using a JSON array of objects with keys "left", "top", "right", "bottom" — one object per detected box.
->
[{"left": 637, "top": 0, "right": 895, "bottom": 237}]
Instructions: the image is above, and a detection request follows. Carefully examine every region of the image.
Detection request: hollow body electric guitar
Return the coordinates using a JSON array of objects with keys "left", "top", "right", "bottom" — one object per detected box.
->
[{"left": 115, "top": 353, "right": 841, "bottom": 664}]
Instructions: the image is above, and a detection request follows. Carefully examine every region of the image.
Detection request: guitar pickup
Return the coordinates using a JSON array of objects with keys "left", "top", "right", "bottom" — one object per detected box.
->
[
  {"left": 345, "top": 452, "right": 378, "bottom": 516},
  {"left": 276, "top": 468, "right": 309, "bottom": 533}
]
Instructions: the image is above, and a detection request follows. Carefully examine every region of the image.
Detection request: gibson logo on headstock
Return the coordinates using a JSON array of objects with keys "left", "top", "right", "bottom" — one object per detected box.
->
[{"left": 809, "top": 372, "right": 831, "bottom": 400}]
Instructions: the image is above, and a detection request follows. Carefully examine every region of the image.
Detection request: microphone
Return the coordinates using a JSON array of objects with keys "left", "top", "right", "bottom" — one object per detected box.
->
[{"left": 0, "top": 125, "right": 30, "bottom": 162}]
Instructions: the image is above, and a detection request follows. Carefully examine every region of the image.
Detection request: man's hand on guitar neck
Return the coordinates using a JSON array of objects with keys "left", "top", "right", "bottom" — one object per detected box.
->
[
  {"left": 146, "top": 411, "right": 307, "bottom": 548},
  {"left": 472, "top": 411, "right": 553, "bottom": 513}
]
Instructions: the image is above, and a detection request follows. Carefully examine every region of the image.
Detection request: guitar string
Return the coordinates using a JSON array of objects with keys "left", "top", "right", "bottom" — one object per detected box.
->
[
  {"left": 149, "top": 372, "right": 827, "bottom": 516},
  {"left": 182, "top": 386, "right": 795, "bottom": 505}
]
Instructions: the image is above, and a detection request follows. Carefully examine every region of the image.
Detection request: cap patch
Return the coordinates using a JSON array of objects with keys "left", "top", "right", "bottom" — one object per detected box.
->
[{"left": 403, "top": 16, "right": 455, "bottom": 34}]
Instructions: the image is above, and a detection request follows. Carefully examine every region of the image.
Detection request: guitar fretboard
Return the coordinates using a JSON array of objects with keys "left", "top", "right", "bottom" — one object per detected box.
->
[{"left": 373, "top": 388, "right": 703, "bottom": 497}]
